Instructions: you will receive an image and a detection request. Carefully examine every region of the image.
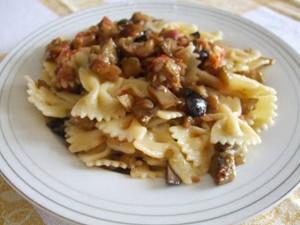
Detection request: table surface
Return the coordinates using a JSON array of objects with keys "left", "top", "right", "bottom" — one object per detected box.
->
[{"left": 0, "top": 1, "right": 299, "bottom": 225}]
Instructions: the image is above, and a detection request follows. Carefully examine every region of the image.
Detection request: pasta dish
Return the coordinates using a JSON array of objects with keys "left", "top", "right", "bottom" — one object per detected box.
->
[{"left": 26, "top": 12, "right": 277, "bottom": 185}]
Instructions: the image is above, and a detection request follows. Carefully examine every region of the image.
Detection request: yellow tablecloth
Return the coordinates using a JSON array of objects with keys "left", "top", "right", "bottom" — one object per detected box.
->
[{"left": 0, "top": 0, "right": 299, "bottom": 224}]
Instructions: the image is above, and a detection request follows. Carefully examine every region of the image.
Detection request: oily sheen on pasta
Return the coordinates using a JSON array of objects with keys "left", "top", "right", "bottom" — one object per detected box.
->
[{"left": 26, "top": 12, "right": 277, "bottom": 186}]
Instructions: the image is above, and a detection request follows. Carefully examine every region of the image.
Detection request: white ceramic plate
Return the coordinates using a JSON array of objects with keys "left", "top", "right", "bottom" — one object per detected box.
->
[{"left": 0, "top": 1, "right": 299, "bottom": 225}]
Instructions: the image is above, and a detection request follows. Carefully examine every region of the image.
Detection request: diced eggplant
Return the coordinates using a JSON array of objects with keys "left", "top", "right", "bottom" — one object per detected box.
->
[
  {"left": 113, "top": 168, "right": 131, "bottom": 175},
  {"left": 209, "top": 150, "right": 236, "bottom": 185},
  {"left": 97, "top": 16, "right": 118, "bottom": 40},
  {"left": 120, "top": 38, "right": 155, "bottom": 58},
  {"left": 71, "top": 30, "right": 97, "bottom": 49},
  {"left": 131, "top": 12, "right": 152, "bottom": 24},
  {"left": 55, "top": 63, "right": 78, "bottom": 90},
  {"left": 46, "top": 118, "right": 66, "bottom": 138},
  {"left": 132, "top": 98, "right": 156, "bottom": 124},
  {"left": 120, "top": 23, "right": 144, "bottom": 38},
  {"left": 45, "top": 38, "right": 70, "bottom": 62},
  {"left": 121, "top": 57, "right": 142, "bottom": 78},
  {"left": 89, "top": 57, "right": 121, "bottom": 82},
  {"left": 217, "top": 67, "right": 230, "bottom": 86},
  {"left": 163, "top": 59, "right": 183, "bottom": 91},
  {"left": 214, "top": 143, "right": 246, "bottom": 166},
  {"left": 117, "top": 18, "right": 130, "bottom": 26},
  {"left": 214, "top": 143, "right": 236, "bottom": 152},
  {"left": 165, "top": 163, "right": 181, "bottom": 185},
  {"left": 190, "top": 31, "right": 200, "bottom": 39},
  {"left": 206, "top": 94, "right": 220, "bottom": 113},
  {"left": 36, "top": 79, "right": 50, "bottom": 89}
]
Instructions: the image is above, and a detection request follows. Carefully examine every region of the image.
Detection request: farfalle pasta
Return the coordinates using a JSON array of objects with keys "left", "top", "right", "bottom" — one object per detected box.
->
[
  {"left": 97, "top": 115, "right": 147, "bottom": 141},
  {"left": 26, "top": 76, "right": 80, "bottom": 118},
  {"left": 65, "top": 123, "right": 105, "bottom": 152},
  {"left": 78, "top": 145, "right": 112, "bottom": 167},
  {"left": 170, "top": 125, "right": 208, "bottom": 167},
  {"left": 130, "top": 163, "right": 164, "bottom": 179},
  {"left": 133, "top": 132, "right": 170, "bottom": 159},
  {"left": 71, "top": 68, "right": 125, "bottom": 121},
  {"left": 26, "top": 12, "right": 277, "bottom": 186}
]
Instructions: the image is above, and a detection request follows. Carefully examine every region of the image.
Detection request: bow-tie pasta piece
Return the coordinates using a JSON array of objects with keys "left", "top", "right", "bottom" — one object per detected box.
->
[
  {"left": 78, "top": 145, "right": 111, "bottom": 167},
  {"left": 130, "top": 163, "right": 164, "bottom": 179},
  {"left": 150, "top": 123, "right": 198, "bottom": 183},
  {"left": 201, "top": 31, "right": 223, "bottom": 43},
  {"left": 65, "top": 123, "right": 105, "bottom": 153},
  {"left": 145, "top": 20, "right": 166, "bottom": 33},
  {"left": 150, "top": 123, "right": 175, "bottom": 143},
  {"left": 224, "top": 48, "right": 260, "bottom": 73},
  {"left": 226, "top": 73, "right": 276, "bottom": 97},
  {"left": 211, "top": 117, "right": 261, "bottom": 145},
  {"left": 175, "top": 43, "right": 197, "bottom": 66},
  {"left": 170, "top": 125, "right": 209, "bottom": 167},
  {"left": 225, "top": 73, "right": 277, "bottom": 130},
  {"left": 168, "top": 146, "right": 196, "bottom": 184},
  {"left": 229, "top": 49, "right": 261, "bottom": 64},
  {"left": 88, "top": 159, "right": 128, "bottom": 169},
  {"left": 156, "top": 110, "right": 185, "bottom": 120},
  {"left": 26, "top": 76, "right": 80, "bottom": 118},
  {"left": 117, "top": 78, "right": 149, "bottom": 98},
  {"left": 134, "top": 124, "right": 182, "bottom": 160},
  {"left": 133, "top": 132, "right": 170, "bottom": 159},
  {"left": 248, "top": 57, "right": 274, "bottom": 71},
  {"left": 225, "top": 48, "right": 273, "bottom": 74},
  {"left": 107, "top": 137, "right": 136, "bottom": 154},
  {"left": 142, "top": 155, "right": 166, "bottom": 167},
  {"left": 147, "top": 118, "right": 168, "bottom": 128},
  {"left": 147, "top": 21, "right": 198, "bottom": 35},
  {"left": 245, "top": 95, "right": 278, "bottom": 131},
  {"left": 183, "top": 45, "right": 221, "bottom": 89},
  {"left": 211, "top": 104, "right": 261, "bottom": 145},
  {"left": 97, "top": 116, "right": 147, "bottom": 142},
  {"left": 79, "top": 144, "right": 128, "bottom": 169},
  {"left": 219, "top": 96, "right": 242, "bottom": 116},
  {"left": 164, "top": 22, "right": 223, "bottom": 43},
  {"left": 182, "top": 44, "right": 199, "bottom": 78},
  {"left": 165, "top": 22, "right": 198, "bottom": 35},
  {"left": 71, "top": 68, "right": 125, "bottom": 121}
]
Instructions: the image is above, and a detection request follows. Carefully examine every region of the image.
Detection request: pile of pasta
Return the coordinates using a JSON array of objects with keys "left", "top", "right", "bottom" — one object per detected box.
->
[{"left": 26, "top": 13, "right": 277, "bottom": 185}]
